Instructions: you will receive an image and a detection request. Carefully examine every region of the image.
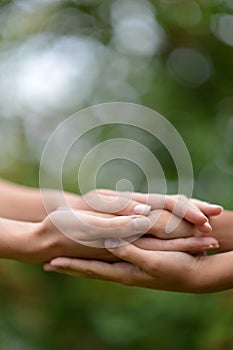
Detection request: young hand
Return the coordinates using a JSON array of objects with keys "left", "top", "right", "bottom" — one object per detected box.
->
[
  {"left": 76, "top": 190, "right": 223, "bottom": 234},
  {"left": 21, "top": 209, "right": 151, "bottom": 263}
]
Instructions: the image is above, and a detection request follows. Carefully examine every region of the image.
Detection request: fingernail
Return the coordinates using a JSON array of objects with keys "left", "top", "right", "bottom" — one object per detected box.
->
[
  {"left": 133, "top": 217, "right": 151, "bottom": 233},
  {"left": 203, "top": 222, "right": 212, "bottom": 231},
  {"left": 105, "top": 238, "right": 122, "bottom": 249},
  {"left": 199, "top": 213, "right": 208, "bottom": 221},
  {"left": 206, "top": 243, "right": 220, "bottom": 249},
  {"left": 134, "top": 204, "right": 151, "bottom": 215},
  {"left": 57, "top": 206, "right": 70, "bottom": 211},
  {"left": 43, "top": 263, "right": 55, "bottom": 271},
  {"left": 50, "top": 257, "right": 71, "bottom": 267},
  {"left": 209, "top": 204, "right": 224, "bottom": 210}
]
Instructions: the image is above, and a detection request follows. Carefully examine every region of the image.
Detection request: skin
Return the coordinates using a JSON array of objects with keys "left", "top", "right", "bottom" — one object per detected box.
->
[
  {"left": 0, "top": 180, "right": 222, "bottom": 265},
  {"left": 44, "top": 245, "right": 233, "bottom": 293},
  {"left": 0, "top": 180, "right": 220, "bottom": 231},
  {"left": 0, "top": 210, "right": 152, "bottom": 263},
  {"left": 44, "top": 211, "right": 233, "bottom": 294},
  {"left": 0, "top": 208, "right": 219, "bottom": 264}
]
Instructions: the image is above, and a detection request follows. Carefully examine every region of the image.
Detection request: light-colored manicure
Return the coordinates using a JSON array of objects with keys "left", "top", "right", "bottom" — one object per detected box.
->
[
  {"left": 199, "top": 212, "right": 208, "bottom": 221},
  {"left": 49, "top": 257, "right": 72, "bottom": 268},
  {"left": 203, "top": 222, "right": 212, "bottom": 231},
  {"left": 133, "top": 217, "right": 151, "bottom": 233},
  {"left": 105, "top": 238, "right": 122, "bottom": 249},
  {"left": 134, "top": 204, "right": 151, "bottom": 215},
  {"left": 208, "top": 244, "right": 220, "bottom": 249},
  {"left": 209, "top": 204, "right": 224, "bottom": 210},
  {"left": 57, "top": 206, "right": 70, "bottom": 211},
  {"left": 43, "top": 264, "right": 55, "bottom": 271}
]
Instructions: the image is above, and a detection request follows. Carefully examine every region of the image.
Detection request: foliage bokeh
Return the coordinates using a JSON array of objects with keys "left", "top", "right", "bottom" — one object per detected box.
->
[{"left": 0, "top": 0, "right": 233, "bottom": 349}]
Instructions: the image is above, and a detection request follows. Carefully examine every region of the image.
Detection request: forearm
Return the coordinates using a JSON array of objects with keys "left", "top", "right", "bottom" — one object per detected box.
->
[
  {"left": 196, "top": 251, "right": 233, "bottom": 293},
  {"left": 0, "top": 180, "right": 83, "bottom": 222},
  {"left": 209, "top": 210, "right": 233, "bottom": 253},
  {"left": 0, "top": 215, "right": 114, "bottom": 263},
  {"left": 0, "top": 180, "right": 46, "bottom": 221},
  {"left": 0, "top": 217, "right": 35, "bottom": 261}
]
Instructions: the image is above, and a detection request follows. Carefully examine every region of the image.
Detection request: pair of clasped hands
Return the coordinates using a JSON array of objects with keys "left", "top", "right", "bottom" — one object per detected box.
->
[{"left": 40, "top": 189, "right": 232, "bottom": 294}]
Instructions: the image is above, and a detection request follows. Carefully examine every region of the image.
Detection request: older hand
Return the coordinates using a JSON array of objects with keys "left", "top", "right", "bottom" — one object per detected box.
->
[{"left": 44, "top": 241, "right": 233, "bottom": 293}]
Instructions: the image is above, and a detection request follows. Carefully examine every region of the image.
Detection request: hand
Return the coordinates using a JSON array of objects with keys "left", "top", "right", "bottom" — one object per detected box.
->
[
  {"left": 45, "top": 189, "right": 223, "bottom": 239},
  {"left": 75, "top": 192, "right": 228, "bottom": 252},
  {"left": 146, "top": 208, "right": 211, "bottom": 239},
  {"left": 44, "top": 242, "right": 233, "bottom": 293},
  {"left": 76, "top": 190, "right": 223, "bottom": 233},
  {"left": 78, "top": 190, "right": 222, "bottom": 238},
  {"left": 23, "top": 209, "right": 151, "bottom": 263},
  {"left": 52, "top": 189, "right": 152, "bottom": 216}
]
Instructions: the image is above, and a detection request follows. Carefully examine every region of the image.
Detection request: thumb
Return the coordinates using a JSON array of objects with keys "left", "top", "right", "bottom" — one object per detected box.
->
[{"left": 104, "top": 239, "right": 151, "bottom": 267}]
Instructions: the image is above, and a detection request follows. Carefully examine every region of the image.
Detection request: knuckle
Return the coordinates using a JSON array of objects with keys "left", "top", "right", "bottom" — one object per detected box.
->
[
  {"left": 83, "top": 263, "right": 96, "bottom": 277},
  {"left": 120, "top": 277, "right": 134, "bottom": 286},
  {"left": 156, "top": 210, "right": 171, "bottom": 233},
  {"left": 111, "top": 218, "right": 132, "bottom": 234},
  {"left": 85, "top": 224, "right": 100, "bottom": 239},
  {"left": 185, "top": 239, "right": 198, "bottom": 251},
  {"left": 146, "top": 258, "right": 161, "bottom": 275},
  {"left": 148, "top": 264, "right": 160, "bottom": 275},
  {"left": 68, "top": 259, "right": 76, "bottom": 270},
  {"left": 85, "top": 189, "right": 97, "bottom": 198},
  {"left": 120, "top": 266, "right": 136, "bottom": 286},
  {"left": 112, "top": 200, "right": 128, "bottom": 213},
  {"left": 176, "top": 195, "right": 188, "bottom": 204},
  {"left": 110, "top": 217, "right": 121, "bottom": 228},
  {"left": 117, "top": 247, "right": 129, "bottom": 261},
  {"left": 160, "top": 210, "right": 171, "bottom": 221},
  {"left": 183, "top": 242, "right": 193, "bottom": 252},
  {"left": 128, "top": 275, "right": 137, "bottom": 286},
  {"left": 159, "top": 239, "right": 167, "bottom": 250},
  {"left": 163, "top": 196, "right": 173, "bottom": 210}
]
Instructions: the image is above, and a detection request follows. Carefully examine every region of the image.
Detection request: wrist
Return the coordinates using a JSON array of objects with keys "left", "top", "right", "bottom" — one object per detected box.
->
[
  {"left": 196, "top": 252, "right": 233, "bottom": 293},
  {"left": 0, "top": 218, "right": 39, "bottom": 262},
  {"left": 32, "top": 215, "right": 119, "bottom": 263},
  {"left": 209, "top": 211, "right": 233, "bottom": 252},
  {"left": 28, "top": 219, "right": 59, "bottom": 263},
  {"left": 41, "top": 190, "right": 83, "bottom": 213}
]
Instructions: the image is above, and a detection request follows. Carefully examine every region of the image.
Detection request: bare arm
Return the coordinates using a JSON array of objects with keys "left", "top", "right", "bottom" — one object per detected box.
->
[
  {"left": 0, "top": 179, "right": 222, "bottom": 227},
  {"left": 0, "top": 209, "right": 152, "bottom": 263},
  {"left": 0, "top": 179, "right": 84, "bottom": 222},
  {"left": 0, "top": 181, "right": 151, "bottom": 222},
  {"left": 210, "top": 210, "right": 233, "bottom": 253}
]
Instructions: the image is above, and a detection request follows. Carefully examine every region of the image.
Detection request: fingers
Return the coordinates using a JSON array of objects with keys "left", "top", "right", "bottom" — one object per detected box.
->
[
  {"left": 195, "top": 222, "right": 212, "bottom": 234},
  {"left": 104, "top": 241, "right": 197, "bottom": 287},
  {"left": 44, "top": 258, "right": 140, "bottom": 285},
  {"left": 147, "top": 209, "right": 198, "bottom": 238},
  {"left": 134, "top": 236, "right": 219, "bottom": 253},
  {"left": 104, "top": 239, "right": 155, "bottom": 267},
  {"left": 43, "top": 251, "right": 194, "bottom": 292},
  {"left": 44, "top": 242, "right": 230, "bottom": 293},
  {"left": 83, "top": 190, "right": 223, "bottom": 228},
  {"left": 190, "top": 199, "right": 223, "bottom": 217},
  {"left": 49, "top": 210, "right": 151, "bottom": 242},
  {"left": 83, "top": 191, "right": 151, "bottom": 216},
  {"left": 128, "top": 192, "right": 222, "bottom": 227},
  {"left": 81, "top": 214, "right": 151, "bottom": 240},
  {"left": 128, "top": 193, "right": 209, "bottom": 226}
]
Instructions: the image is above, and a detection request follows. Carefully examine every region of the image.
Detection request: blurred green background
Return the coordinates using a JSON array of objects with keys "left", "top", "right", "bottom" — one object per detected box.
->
[{"left": 0, "top": 0, "right": 233, "bottom": 349}]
